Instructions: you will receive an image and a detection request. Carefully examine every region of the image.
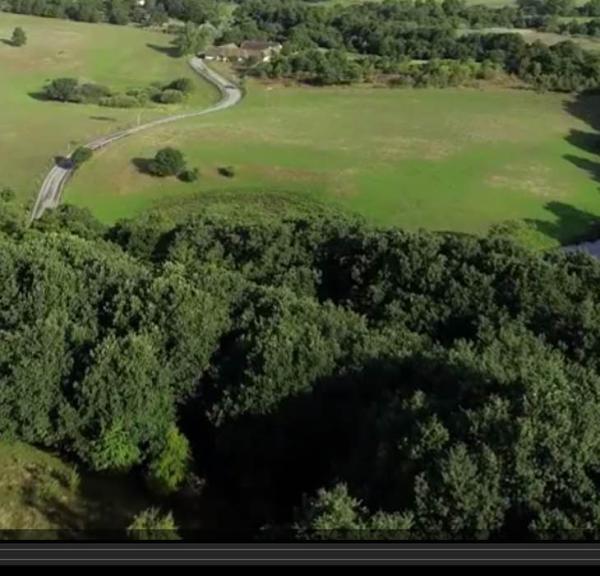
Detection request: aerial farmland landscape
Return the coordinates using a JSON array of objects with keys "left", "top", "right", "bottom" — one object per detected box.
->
[{"left": 5, "top": 0, "right": 600, "bottom": 545}]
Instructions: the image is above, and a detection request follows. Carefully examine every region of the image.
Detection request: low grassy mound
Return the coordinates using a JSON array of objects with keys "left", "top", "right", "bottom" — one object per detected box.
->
[
  {"left": 0, "top": 442, "right": 154, "bottom": 537},
  {"left": 0, "top": 442, "right": 85, "bottom": 535}
]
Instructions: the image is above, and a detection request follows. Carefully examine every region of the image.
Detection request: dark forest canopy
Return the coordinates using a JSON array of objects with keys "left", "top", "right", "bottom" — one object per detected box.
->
[
  {"left": 0, "top": 201, "right": 596, "bottom": 538},
  {"left": 250, "top": 33, "right": 600, "bottom": 91},
  {"left": 3, "top": 0, "right": 600, "bottom": 28},
  {"left": 0, "top": 0, "right": 225, "bottom": 25}
]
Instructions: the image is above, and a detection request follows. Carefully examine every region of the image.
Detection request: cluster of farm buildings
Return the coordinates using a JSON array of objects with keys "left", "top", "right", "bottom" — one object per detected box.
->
[{"left": 199, "top": 41, "right": 283, "bottom": 63}]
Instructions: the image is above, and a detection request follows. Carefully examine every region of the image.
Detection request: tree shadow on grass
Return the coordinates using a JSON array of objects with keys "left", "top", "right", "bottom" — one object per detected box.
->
[
  {"left": 55, "top": 156, "right": 73, "bottom": 169},
  {"left": 28, "top": 91, "right": 53, "bottom": 102},
  {"left": 132, "top": 157, "right": 154, "bottom": 175},
  {"left": 565, "top": 129, "right": 600, "bottom": 157},
  {"left": 1, "top": 39, "right": 16, "bottom": 47},
  {"left": 90, "top": 116, "right": 117, "bottom": 122},
  {"left": 525, "top": 201, "right": 600, "bottom": 245},
  {"left": 564, "top": 153, "right": 600, "bottom": 183},
  {"left": 146, "top": 43, "right": 180, "bottom": 59},
  {"left": 565, "top": 90, "right": 600, "bottom": 134},
  {"left": 564, "top": 92, "right": 600, "bottom": 186},
  {"left": 550, "top": 92, "right": 600, "bottom": 244}
]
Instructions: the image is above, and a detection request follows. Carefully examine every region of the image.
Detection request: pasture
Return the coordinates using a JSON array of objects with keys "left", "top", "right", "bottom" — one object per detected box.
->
[
  {"left": 68, "top": 79, "right": 600, "bottom": 248},
  {"left": 0, "top": 13, "right": 218, "bottom": 205}
]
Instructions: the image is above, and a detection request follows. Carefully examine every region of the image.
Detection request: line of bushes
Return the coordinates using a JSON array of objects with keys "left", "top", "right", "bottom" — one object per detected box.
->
[{"left": 41, "top": 77, "right": 195, "bottom": 108}]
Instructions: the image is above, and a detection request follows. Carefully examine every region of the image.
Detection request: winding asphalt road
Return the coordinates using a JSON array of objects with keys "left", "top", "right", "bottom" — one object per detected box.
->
[{"left": 30, "top": 58, "right": 242, "bottom": 221}]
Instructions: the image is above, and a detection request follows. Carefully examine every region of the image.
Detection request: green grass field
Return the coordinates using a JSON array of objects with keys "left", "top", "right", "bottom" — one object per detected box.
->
[
  {"left": 4, "top": 13, "right": 600, "bottom": 248},
  {"left": 67, "top": 79, "right": 600, "bottom": 248},
  {"left": 0, "top": 13, "right": 218, "bottom": 205}
]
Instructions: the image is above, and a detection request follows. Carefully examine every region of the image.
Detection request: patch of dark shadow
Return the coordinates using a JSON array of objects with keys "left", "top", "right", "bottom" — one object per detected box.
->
[
  {"left": 55, "top": 156, "right": 74, "bottom": 169},
  {"left": 90, "top": 116, "right": 116, "bottom": 122},
  {"left": 524, "top": 201, "right": 600, "bottom": 245},
  {"left": 132, "top": 157, "right": 154, "bottom": 175},
  {"left": 146, "top": 43, "right": 179, "bottom": 59},
  {"left": 76, "top": 472, "right": 154, "bottom": 533},
  {"left": 218, "top": 166, "right": 236, "bottom": 178},
  {"left": 28, "top": 91, "right": 53, "bottom": 102},
  {"left": 564, "top": 94, "right": 600, "bottom": 195},
  {"left": 565, "top": 91, "right": 600, "bottom": 134},
  {"left": 19, "top": 474, "right": 84, "bottom": 538},
  {"left": 1, "top": 39, "right": 16, "bottom": 47},
  {"left": 564, "top": 154, "right": 600, "bottom": 184},
  {"left": 565, "top": 130, "right": 600, "bottom": 156}
]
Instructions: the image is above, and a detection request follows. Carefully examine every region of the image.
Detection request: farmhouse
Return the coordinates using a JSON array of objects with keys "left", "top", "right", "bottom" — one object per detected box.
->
[
  {"left": 200, "top": 41, "right": 283, "bottom": 63},
  {"left": 201, "top": 43, "right": 245, "bottom": 62},
  {"left": 240, "top": 41, "right": 283, "bottom": 62}
]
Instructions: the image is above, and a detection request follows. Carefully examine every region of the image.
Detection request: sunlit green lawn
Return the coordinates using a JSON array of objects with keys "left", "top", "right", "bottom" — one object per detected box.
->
[
  {"left": 69, "top": 80, "right": 600, "bottom": 248},
  {"left": 0, "top": 13, "right": 218, "bottom": 205}
]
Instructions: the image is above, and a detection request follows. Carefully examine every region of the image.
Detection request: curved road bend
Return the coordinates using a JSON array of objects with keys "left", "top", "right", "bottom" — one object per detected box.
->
[{"left": 30, "top": 58, "right": 242, "bottom": 221}]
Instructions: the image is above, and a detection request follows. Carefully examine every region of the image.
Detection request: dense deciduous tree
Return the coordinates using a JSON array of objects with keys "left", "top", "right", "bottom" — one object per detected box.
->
[
  {"left": 12, "top": 192, "right": 600, "bottom": 538},
  {"left": 43, "top": 78, "right": 80, "bottom": 102},
  {"left": 70, "top": 146, "right": 93, "bottom": 169},
  {"left": 173, "top": 21, "right": 214, "bottom": 56},
  {"left": 11, "top": 26, "right": 26, "bottom": 46}
]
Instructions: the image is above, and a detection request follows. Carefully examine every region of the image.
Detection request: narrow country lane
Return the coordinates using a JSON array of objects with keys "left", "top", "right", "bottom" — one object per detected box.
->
[{"left": 30, "top": 58, "right": 242, "bottom": 221}]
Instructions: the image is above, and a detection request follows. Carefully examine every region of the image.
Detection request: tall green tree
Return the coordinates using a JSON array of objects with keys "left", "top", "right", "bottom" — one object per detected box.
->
[
  {"left": 11, "top": 27, "right": 26, "bottom": 47},
  {"left": 173, "top": 22, "right": 214, "bottom": 57}
]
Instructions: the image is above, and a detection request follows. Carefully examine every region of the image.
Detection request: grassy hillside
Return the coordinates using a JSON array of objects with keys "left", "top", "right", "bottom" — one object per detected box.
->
[
  {"left": 0, "top": 442, "right": 154, "bottom": 537},
  {"left": 0, "top": 13, "right": 218, "bottom": 206},
  {"left": 67, "top": 79, "right": 600, "bottom": 249}
]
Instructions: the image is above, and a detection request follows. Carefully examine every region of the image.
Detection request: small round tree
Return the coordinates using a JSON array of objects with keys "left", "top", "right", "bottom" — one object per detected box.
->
[
  {"left": 44, "top": 78, "right": 80, "bottom": 102},
  {"left": 166, "top": 78, "right": 195, "bottom": 94},
  {"left": 70, "top": 146, "right": 93, "bottom": 169},
  {"left": 146, "top": 426, "right": 191, "bottom": 495},
  {"left": 148, "top": 147, "right": 187, "bottom": 177},
  {"left": 11, "top": 27, "right": 27, "bottom": 47},
  {"left": 179, "top": 167, "right": 199, "bottom": 183},
  {"left": 159, "top": 89, "right": 185, "bottom": 104}
]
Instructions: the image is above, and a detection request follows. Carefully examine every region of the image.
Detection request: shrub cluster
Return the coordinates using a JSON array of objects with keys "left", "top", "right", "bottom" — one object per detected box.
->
[
  {"left": 42, "top": 77, "right": 193, "bottom": 108},
  {"left": 144, "top": 147, "right": 199, "bottom": 182}
]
